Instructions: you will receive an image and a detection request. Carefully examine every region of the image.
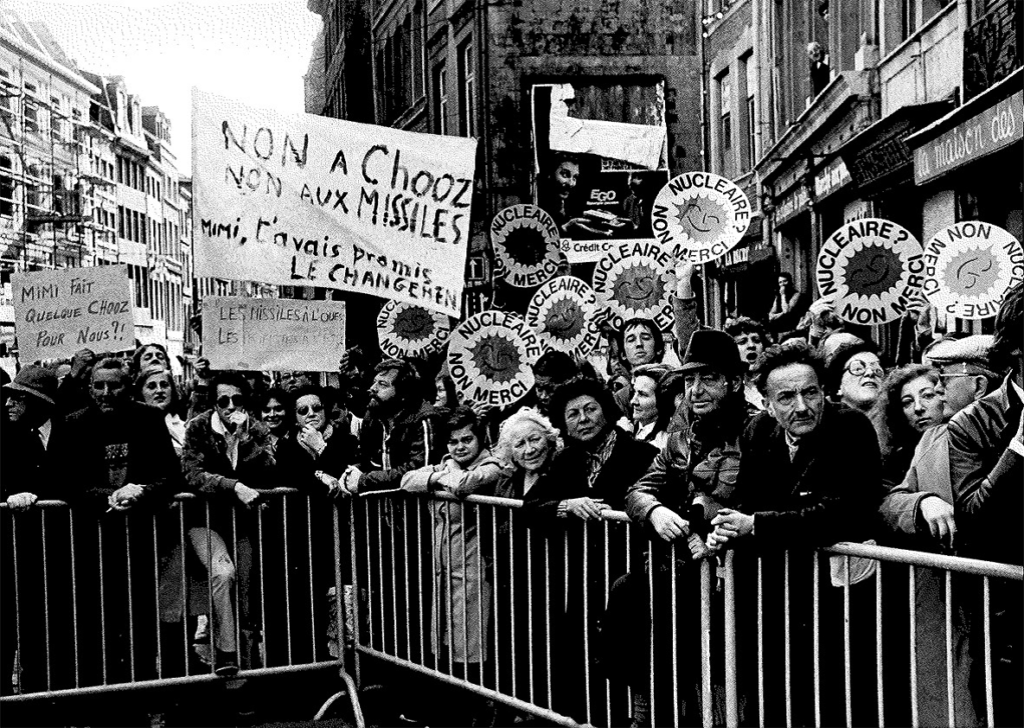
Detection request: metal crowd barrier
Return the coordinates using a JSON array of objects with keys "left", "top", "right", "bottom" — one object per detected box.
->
[
  {"left": 3, "top": 490, "right": 1021, "bottom": 728},
  {"left": 350, "top": 491, "right": 1023, "bottom": 728},
  {"left": 0, "top": 490, "right": 364, "bottom": 727}
]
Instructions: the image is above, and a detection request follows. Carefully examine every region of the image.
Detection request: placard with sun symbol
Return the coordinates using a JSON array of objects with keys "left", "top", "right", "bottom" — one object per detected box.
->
[
  {"left": 923, "top": 222, "right": 1024, "bottom": 320},
  {"left": 490, "top": 204, "right": 563, "bottom": 288},
  {"left": 650, "top": 172, "right": 751, "bottom": 264},
  {"left": 376, "top": 301, "right": 452, "bottom": 358},
  {"left": 446, "top": 310, "right": 541, "bottom": 408},
  {"left": 592, "top": 250, "right": 674, "bottom": 331},
  {"left": 816, "top": 218, "right": 924, "bottom": 325},
  {"left": 525, "top": 276, "right": 602, "bottom": 356}
]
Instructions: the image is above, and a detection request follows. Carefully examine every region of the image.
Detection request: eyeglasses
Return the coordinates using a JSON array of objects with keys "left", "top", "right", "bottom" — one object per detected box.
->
[
  {"left": 296, "top": 403, "right": 325, "bottom": 416},
  {"left": 216, "top": 394, "right": 245, "bottom": 408},
  {"left": 845, "top": 360, "right": 884, "bottom": 377}
]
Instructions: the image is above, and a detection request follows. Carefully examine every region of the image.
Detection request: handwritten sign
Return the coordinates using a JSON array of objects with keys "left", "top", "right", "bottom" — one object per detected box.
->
[
  {"left": 446, "top": 310, "right": 543, "bottom": 408},
  {"left": 816, "top": 218, "right": 925, "bottom": 325},
  {"left": 923, "top": 222, "right": 1024, "bottom": 319},
  {"left": 192, "top": 88, "right": 477, "bottom": 318},
  {"left": 201, "top": 296, "right": 346, "bottom": 371},
  {"left": 592, "top": 241, "right": 674, "bottom": 331},
  {"left": 12, "top": 266, "right": 133, "bottom": 362},
  {"left": 377, "top": 301, "right": 451, "bottom": 358},
  {"left": 526, "top": 276, "right": 601, "bottom": 357},
  {"left": 651, "top": 172, "right": 751, "bottom": 263},
  {"left": 491, "top": 204, "right": 562, "bottom": 287}
]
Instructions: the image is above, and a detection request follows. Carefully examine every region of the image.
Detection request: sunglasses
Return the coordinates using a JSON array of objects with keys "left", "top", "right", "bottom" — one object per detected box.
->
[
  {"left": 297, "top": 403, "right": 325, "bottom": 416},
  {"left": 216, "top": 394, "right": 245, "bottom": 408}
]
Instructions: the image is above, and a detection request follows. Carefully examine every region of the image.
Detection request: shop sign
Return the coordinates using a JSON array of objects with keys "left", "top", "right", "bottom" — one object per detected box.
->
[
  {"left": 914, "top": 90, "right": 1023, "bottom": 185},
  {"left": 774, "top": 185, "right": 809, "bottom": 225},
  {"left": 814, "top": 158, "right": 851, "bottom": 199}
]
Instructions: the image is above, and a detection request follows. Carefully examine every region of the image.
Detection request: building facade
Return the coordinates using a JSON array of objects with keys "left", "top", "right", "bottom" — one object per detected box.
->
[
  {"left": 702, "top": 0, "right": 1022, "bottom": 346},
  {"left": 306, "top": 0, "right": 704, "bottom": 346}
]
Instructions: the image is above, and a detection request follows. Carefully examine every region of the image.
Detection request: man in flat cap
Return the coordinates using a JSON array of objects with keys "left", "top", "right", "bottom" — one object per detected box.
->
[
  {"left": 926, "top": 334, "right": 1000, "bottom": 415},
  {"left": 947, "top": 283, "right": 1023, "bottom": 727}
]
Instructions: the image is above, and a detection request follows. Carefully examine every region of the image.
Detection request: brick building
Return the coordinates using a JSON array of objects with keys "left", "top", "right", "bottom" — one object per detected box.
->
[{"left": 306, "top": 0, "right": 704, "bottom": 345}]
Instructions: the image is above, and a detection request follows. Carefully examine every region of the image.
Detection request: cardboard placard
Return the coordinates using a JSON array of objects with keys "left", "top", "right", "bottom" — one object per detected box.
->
[
  {"left": 591, "top": 241, "right": 674, "bottom": 331},
  {"left": 816, "top": 218, "right": 925, "bottom": 325},
  {"left": 193, "top": 88, "right": 477, "bottom": 318},
  {"left": 446, "top": 310, "right": 543, "bottom": 409},
  {"left": 651, "top": 172, "right": 752, "bottom": 264},
  {"left": 202, "top": 296, "right": 346, "bottom": 371},
  {"left": 376, "top": 301, "right": 452, "bottom": 358},
  {"left": 526, "top": 276, "right": 601, "bottom": 357},
  {"left": 922, "top": 222, "right": 1024, "bottom": 319},
  {"left": 12, "top": 265, "right": 134, "bottom": 362},
  {"left": 491, "top": 204, "right": 562, "bottom": 287}
]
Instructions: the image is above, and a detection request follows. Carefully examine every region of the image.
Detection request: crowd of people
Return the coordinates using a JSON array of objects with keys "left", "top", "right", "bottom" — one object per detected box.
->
[{"left": 1, "top": 268, "right": 1021, "bottom": 728}]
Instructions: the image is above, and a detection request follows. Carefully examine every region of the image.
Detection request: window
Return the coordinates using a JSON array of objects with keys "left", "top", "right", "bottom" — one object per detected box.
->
[
  {"left": 0, "top": 155, "right": 13, "bottom": 216},
  {"left": 744, "top": 56, "right": 757, "bottom": 169},
  {"left": 458, "top": 39, "right": 476, "bottom": 137},
  {"left": 718, "top": 72, "right": 732, "bottom": 172},
  {"left": 24, "top": 98, "right": 39, "bottom": 133},
  {"left": 434, "top": 64, "right": 448, "bottom": 135},
  {"left": 412, "top": 3, "right": 425, "bottom": 100},
  {"left": 25, "top": 165, "right": 40, "bottom": 211},
  {"left": 50, "top": 96, "right": 62, "bottom": 139}
]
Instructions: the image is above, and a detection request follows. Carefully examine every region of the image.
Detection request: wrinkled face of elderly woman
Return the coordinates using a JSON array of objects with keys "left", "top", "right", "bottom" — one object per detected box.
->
[
  {"left": 840, "top": 351, "right": 884, "bottom": 411},
  {"left": 507, "top": 420, "right": 553, "bottom": 473},
  {"left": 564, "top": 394, "right": 609, "bottom": 444}
]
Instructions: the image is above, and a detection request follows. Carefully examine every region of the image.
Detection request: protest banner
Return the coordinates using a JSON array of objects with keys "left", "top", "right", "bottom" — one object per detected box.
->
[
  {"left": 651, "top": 172, "right": 752, "bottom": 264},
  {"left": 201, "top": 296, "right": 346, "bottom": 371},
  {"left": 491, "top": 204, "right": 562, "bottom": 287},
  {"left": 526, "top": 276, "right": 601, "bottom": 357},
  {"left": 446, "top": 310, "right": 543, "bottom": 408},
  {"left": 922, "top": 222, "right": 1024, "bottom": 319},
  {"left": 591, "top": 240, "right": 674, "bottom": 331},
  {"left": 192, "top": 88, "right": 477, "bottom": 318},
  {"left": 816, "top": 218, "right": 925, "bottom": 325},
  {"left": 12, "top": 265, "right": 133, "bottom": 362},
  {"left": 376, "top": 301, "right": 451, "bottom": 358}
]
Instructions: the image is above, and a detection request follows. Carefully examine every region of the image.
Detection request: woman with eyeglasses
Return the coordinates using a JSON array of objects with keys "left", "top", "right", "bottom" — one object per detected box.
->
[
  {"left": 180, "top": 372, "right": 276, "bottom": 676},
  {"left": 826, "top": 341, "right": 886, "bottom": 413},
  {"left": 269, "top": 385, "right": 358, "bottom": 667}
]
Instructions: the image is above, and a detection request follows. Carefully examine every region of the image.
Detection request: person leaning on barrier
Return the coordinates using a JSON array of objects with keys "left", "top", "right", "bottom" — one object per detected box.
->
[
  {"left": 708, "top": 340, "right": 885, "bottom": 727},
  {"left": 1, "top": 364, "right": 61, "bottom": 695},
  {"left": 136, "top": 365, "right": 187, "bottom": 457},
  {"left": 48, "top": 357, "right": 182, "bottom": 686},
  {"left": 401, "top": 406, "right": 512, "bottom": 675},
  {"left": 275, "top": 385, "right": 358, "bottom": 496},
  {"left": 948, "top": 281, "right": 1023, "bottom": 728},
  {"left": 341, "top": 358, "right": 446, "bottom": 493},
  {"left": 180, "top": 371, "right": 276, "bottom": 676}
]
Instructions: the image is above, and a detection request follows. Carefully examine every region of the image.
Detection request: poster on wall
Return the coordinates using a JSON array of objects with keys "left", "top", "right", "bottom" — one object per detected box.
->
[
  {"left": 376, "top": 301, "right": 451, "bottom": 358},
  {"left": 530, "top": 81, "right": 670, "bottom": 263},
  {"left": 591, "top": 241, "right": 675, "bottom": 331},
  {"left": 922, "top": 222, "right": 1024, "bottom": 319},
  {"left": 490, "top": 204, "right": 562, "bottom": 288},
  {"left": 12, "top": 265, "right": 134, "bottom": 363},
  {"left": 650, "top": 172, "right": 752, "bottom": 264},
  {"left": 525, "top": 276, "right": 601, "bottom": 357},
  {"left": 815, "top": 218, "right": 925, "bottom": 325},
  {"left": 202, "top": 296, "right": 346, "bottom": 371},
  {"left": 446, "top": 310, "right": 543, "bottom": 408},
  {"left": 193, "top": 88, "right": 477, "bottom": 318}
]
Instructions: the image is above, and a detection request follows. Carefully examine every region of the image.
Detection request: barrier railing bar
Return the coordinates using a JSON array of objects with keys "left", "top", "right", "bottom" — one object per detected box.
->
[
  {"left": 909, "top": 565, "right": 918, "bottom": 728},
  {"left": 126, "top": 516, "right": 136, "bottom": 682},
  {"left": 417, "top": 497, "right": 426, "bottom": 668},
  {"left": 389, "top": 500, "right": 399, "bottom": 663},
  {"left": 784, "top": 551, "right": 791, "bottom": 728},
  {"left": 670, "top": 540, "right": 679, "bottom": 728},
  {"left": 475, "top": 503, "right": 484, "bottom": 689},
  {"left": 509, "top": 509, "right": 517, "bottom": 699},
  {"left": 843, "top": 555, "right": 852, "bottom": 728},
  {"left": 363, "top": 499, "right": 373, "bottom": 655},
  {"left": 98, "top": 519, "right": 107, "bottom": 685},
  {"left": 257, "top": 506, "right": 267, "bottom": 671},
  {"left": 544, "top": 532, "right": 552, "bottom": 709},
  {"left": 232, "top": 507, "right": 241, "bottom": 670},
  {"left": 813, "top": 551, "right": 820, "bottom": 728},
  {"left": 445, "top": 503, "right": 454, "bottom": 675},
  {"left": 724, "top": 549, "right": 738, "bottom": 728},
  {"left": 332, "top": 504, "right": 346, "bottom": 673},
  {"left": 875, "top": 560, "right": 884, "bottom": 728},
  {"left": 648, "top": 538, "right": 656, "bottom": 728},
  {"left": 283, "top": 497, "right": 293, "bottom": 666},
  {"left": 945, "top": 568, "right": 954, "bottom": 728},
  {"left": 177, "top": 505, "right": 188, "bottom": 678},
  {"left": 526, "top": 525, "right": 535, "bottom": 705},
  {"left": 152, "top": 512, "right": 160, "bottom": 680},
  {"left": 349, "top": 498, "right": 361, "bottom": 686},
  {"left": 582, "top": 520, "right": 592, "bottom": 727},
  {"left": 403, "top": 497, "right": 411, "bottom": 662},
  {"left": 357, "top": 645, "right": 580, "bottom": 728},
  {"left": 308, "top": 495, "right": 317, "bottom": 663},
  {"left": 490, "top": 504, "right": 499, "bottom": 695},
  {"left": 11, "top": 517, "right": 23, "bottom": 693},
  {"left": 757, "top": 556, "right": 764, "bottom": 728},
  {"left": 603, "top": 520, "right": 612, "bottom": 728},
  {"left": 700, "top": 558, "right": 713, "bottom": 728},
  {"left": 205, "top": 507, "right": 215, "bottom": 675},
  {"left": 460, "top": 501, "right": 469, "bottom": 675},
  {"left": 70, "top": 510, "right": 80, "bottom": 688},
  {"left": 982, "top": 577, "right": 992, "bottom": 728}
]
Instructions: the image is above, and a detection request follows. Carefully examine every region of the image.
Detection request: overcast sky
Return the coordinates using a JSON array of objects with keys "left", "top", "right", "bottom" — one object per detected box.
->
[{"left": 4, "top": 0, "right": 322, "bottom": 172}]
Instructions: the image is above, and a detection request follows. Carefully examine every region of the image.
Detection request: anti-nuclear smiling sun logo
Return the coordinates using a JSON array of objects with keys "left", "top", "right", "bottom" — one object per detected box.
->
[
  {"left": 471, "top": 334, "right": 521, "bottom": 384},
  {"left": 612, "top": 262, "right": 664, "bottom": 313},
  {"left": 845, "top": 244, "right": 903, "bottom": 298}
]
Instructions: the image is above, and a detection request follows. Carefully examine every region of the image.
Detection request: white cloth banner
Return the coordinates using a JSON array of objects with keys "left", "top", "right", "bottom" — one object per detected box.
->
[
  {"left": 192, "top": 88, "right": 478, "bottom": 318},
  {"left": 547, "top": 84, "right": 665, "bottom": 170}
]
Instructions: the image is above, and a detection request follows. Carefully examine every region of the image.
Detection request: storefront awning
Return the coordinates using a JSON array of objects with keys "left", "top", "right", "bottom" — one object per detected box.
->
[
  {"left": 839, "top": 100, "right": 953, "bottom": 192},
  {"left": 906, "top": 68, "right": 1023, "bottom": 185}
]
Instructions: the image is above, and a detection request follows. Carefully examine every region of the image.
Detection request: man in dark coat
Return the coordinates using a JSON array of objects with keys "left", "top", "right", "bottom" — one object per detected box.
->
[
  {"left": 709, "top": 341, "right": 884, "bottom": 727},
  {"left": 343, "top": 359, "right": 446, "bottom": 493},
  {"left": 948, "top": 281, "right": 1023, "bottom": 727},
  {"left": 1, "top": 365, "right": 60, "bottom": 694},
  {"left": 49, "top": 357, "right": 181, "bottom": 686}
]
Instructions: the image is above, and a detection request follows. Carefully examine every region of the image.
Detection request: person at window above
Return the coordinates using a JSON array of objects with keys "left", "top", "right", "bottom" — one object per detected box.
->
[
  {"left": 768, "top": 272, "right": 809, "bottom": 336},
  {"left": 807, "top": 41, "right": 831, "bottom": 97},
  {"left": 724, "top": 316, "right": 771, "bottom": 412}
]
